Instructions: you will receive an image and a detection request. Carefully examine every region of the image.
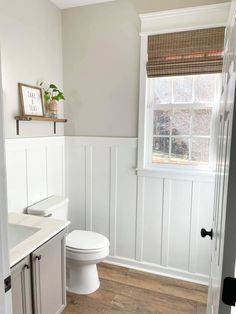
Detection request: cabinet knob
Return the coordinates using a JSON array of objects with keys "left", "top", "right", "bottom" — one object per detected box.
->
[
  {"left": 35, "top": 255, "right": 42, "bottom": 261},
  {"left": 24, "top": 264, "right": 30, "bottom": 270}
]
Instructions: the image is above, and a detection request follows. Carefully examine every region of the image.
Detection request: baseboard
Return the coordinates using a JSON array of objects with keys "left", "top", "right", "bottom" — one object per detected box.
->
[{"left": 105, "top": 256, "right": 209, "bottom": 286}]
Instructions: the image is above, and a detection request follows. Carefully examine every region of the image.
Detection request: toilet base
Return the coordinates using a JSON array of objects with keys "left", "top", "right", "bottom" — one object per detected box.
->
[{"left": 67, "top": 262, "right": 100, "bottom": 295}]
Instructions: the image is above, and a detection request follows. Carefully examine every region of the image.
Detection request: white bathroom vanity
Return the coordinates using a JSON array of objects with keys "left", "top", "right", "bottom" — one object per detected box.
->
[{"left": 8, "top": 213, "right": 70, "bottom": 314}]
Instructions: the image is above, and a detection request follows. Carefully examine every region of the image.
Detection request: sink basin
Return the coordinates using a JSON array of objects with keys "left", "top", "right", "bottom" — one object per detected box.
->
[{"left": 8, "top": 224, "right": 40, "bottom": 249}]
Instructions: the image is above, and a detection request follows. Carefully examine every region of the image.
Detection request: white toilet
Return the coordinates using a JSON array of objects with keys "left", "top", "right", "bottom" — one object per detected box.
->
[{"left": 27, "top": 196, "right": 110, "bottom": 295}]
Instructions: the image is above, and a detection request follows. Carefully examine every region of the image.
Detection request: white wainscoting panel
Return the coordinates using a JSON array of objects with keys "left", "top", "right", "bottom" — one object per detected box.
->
[
  {"left": 5, "top": 137, "right": 65, "bottom": 213},
  {"left": 66, "top": 137, "right": 137, "bottom": 258},
  {"left": 190, "top": 181, "right": 214, "bottom": 275},
  {"left": 136, "top": 172, "right": 214, "bottom": 283},
  {"left": 91, "top": 145, "right": 111, "bottom": 238},
  {"left": 142, "top": 177, "right": 163, "bottom": 265},
  {"left": 66, "top": 143, "right": 86, "bottom": 230},
  {"left": 163, "top": 179, "right": 193, "bottom": 271},
  {"left": 66, "top": 136, "right": 215, "bottom": 284},
  {"left": 27, "top": 146, "right": 47, "bottom": 205},
  {"left": 5, "top": 135, "right": 215, "bottom": 283},
  {"left": 115, "top": 143, "right": 137, "bottom": 259}
]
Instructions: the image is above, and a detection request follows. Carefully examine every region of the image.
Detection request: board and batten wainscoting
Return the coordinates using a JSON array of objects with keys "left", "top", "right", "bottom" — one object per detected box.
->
[
  {"left": 5, "top": 137, "right": 66, "bottom": 213},
  {"left": 4, "top": 136, "right": 214, "bottom": 284},
  {"left": 66, "top": 136, "right": 215, "bottom": 284}
]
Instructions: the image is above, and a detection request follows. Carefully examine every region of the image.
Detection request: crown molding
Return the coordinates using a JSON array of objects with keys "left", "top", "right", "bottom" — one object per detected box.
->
[
  {"left": 139, "top": 3, "right": 230, "bottom": 35},
  {"left": 51, "top": 0, "right": 115, "bottom": 9}
]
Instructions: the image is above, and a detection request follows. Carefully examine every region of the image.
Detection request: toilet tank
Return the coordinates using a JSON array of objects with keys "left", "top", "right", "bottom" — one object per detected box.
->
[{"left": 27, "top": 196, "right": 69, "bottom": 220}]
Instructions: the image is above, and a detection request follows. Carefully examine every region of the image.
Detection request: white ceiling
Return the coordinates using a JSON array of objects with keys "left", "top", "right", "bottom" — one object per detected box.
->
[{"left": 51, "top": 0, "right": 115, "bottom": 9}]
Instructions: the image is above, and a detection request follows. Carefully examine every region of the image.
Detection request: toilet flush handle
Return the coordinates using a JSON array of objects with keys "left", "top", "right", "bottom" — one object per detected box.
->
[{"left": 44, "top": 213, "right": 52, "bottom": 217}]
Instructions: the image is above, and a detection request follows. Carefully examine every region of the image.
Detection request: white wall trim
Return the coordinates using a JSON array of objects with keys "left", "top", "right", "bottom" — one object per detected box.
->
[
  {"left": 85, "top": 145, "right": 93, "bottom": 230},
  {"left": 105, "top": 256, "right": 209, "bottom": 285},
  {"left": 137, "top": 4, "right": 230, "bottom": 173},
  {"left": 137, "top": 36, "right": 148, "bottom": 170},
  {"left": 137, "top": 168, "right": 215, "bottom": 182},
  {"left": 109, "top": 146, "right": 118, "bottom": 256},
  {"left": 51, "top": 0, "right": 114, "bottom": 9},
  {"left": 0, "top": 52, "right": 12, "bottom": 313},
  {"left": 139, "top": 3, "right": 230, "bottom": 35},
  {"left": 135, "top": 176, "right": 145, "bottom": 261}
]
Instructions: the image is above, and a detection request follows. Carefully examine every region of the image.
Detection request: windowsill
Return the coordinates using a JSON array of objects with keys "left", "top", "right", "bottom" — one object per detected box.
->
[{"left": 137, "top": 166, "right": 215, "bottom": 181}]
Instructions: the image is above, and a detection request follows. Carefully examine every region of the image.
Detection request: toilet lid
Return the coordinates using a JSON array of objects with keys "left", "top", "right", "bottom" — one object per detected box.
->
[{"left": 66, "top": 230, "right": 109, "bottom": 251}]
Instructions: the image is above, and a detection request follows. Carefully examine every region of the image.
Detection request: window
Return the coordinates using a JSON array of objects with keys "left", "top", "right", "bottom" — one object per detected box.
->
[
  {"left": 146, "top": 73, "right": 220, "bottom": 167},
  {"left": 142, "top": 27, "right": 225, "bottom": 169}
]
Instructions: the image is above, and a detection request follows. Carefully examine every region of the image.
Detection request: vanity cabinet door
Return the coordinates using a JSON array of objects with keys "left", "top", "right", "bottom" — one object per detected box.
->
[
  {"left": 11, "top": 255, "right": 33, "bottom": 314},
  {"left": 32, "top": 230, "right": 66, "bottom": 314}
]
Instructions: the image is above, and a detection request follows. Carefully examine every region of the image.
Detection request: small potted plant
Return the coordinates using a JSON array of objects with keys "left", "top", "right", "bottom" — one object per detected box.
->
[{"left": 40, "top": 82, "right": 65, "bottom": 118}]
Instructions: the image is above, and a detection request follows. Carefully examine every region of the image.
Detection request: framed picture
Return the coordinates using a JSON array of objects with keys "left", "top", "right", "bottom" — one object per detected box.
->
[{"left": 18, "top": 83, "right": 44, "bottom": 117}]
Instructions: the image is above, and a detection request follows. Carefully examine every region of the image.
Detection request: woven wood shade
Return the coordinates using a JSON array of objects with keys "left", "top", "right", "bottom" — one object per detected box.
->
[{"left": 147, "top": 27, "right": 225, "bottom": 78}]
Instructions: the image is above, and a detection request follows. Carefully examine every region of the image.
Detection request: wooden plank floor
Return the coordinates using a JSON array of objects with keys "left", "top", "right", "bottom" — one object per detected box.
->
[{"left": 63, "top": 263, "right": 208, "bottom": 314}]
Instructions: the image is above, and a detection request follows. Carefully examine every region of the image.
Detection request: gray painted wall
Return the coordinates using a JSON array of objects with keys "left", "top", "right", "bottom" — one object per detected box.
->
[
  {"left": 130, "top": 0, "right": 229, "bottom": 14},
  {"left": 0, "top": 0, "right": 229, "bottom": 138},
  {"left": 63, "top": 0, "right": 140, "bottom": 137},
  {"left": 62, "top": 0, "right": 229, "bottom": 137},
  {"left": 0, "top": 0, "right": 64, "bottom": 139}
]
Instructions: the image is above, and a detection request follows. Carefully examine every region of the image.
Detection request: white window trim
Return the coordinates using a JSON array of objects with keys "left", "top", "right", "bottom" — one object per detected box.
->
[
  {"left": 146, "top": 74, "right": 221, "bottom": 171},
  {"left": 137, "top": 3, "right": 230, "bottom": 175}
]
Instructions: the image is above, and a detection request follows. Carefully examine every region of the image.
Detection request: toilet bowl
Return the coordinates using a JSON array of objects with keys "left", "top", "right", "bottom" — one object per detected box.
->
[
  {"left": 66, "top": 230, "right": 110, "bottom": 294},
  {"left": 27, "top": 196, "right": 110, "bottom": 295}
]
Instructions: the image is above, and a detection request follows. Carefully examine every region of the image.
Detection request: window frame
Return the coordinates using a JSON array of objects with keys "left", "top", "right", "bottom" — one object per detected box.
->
[
  {"left": 145, "top": 74, "right": 221, "bottom": 171},
  {"left": 137, "top": 4, "right": 229, "bottom": 174}
]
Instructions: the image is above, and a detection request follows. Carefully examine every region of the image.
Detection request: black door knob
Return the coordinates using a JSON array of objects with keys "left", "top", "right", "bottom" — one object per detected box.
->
[{"left": 201, "top": 228, "right": 213, "bottom": 240}]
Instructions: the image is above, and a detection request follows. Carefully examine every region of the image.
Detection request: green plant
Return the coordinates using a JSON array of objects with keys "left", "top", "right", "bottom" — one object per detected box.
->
[{"left": 40, "top": 82, "right": 65, "bottom": 103}]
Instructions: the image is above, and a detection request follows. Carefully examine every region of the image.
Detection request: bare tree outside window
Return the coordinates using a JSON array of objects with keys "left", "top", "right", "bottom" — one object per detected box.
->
[{"left": 148, "top": 74, "right": 219, "bottom": 166}]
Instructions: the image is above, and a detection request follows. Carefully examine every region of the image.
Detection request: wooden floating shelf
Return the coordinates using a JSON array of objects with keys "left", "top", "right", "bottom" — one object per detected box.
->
[{"left": 15, "top": 116, "right": 67, "bottom": 135}]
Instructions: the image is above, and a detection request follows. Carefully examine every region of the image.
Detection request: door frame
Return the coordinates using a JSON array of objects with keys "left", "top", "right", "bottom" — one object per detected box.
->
[
  {"left": 0, "top": 50, "right": 12, "bottom": 313},
  {"left": 219, "top": 2, "right": 236, "bottom": 311}
]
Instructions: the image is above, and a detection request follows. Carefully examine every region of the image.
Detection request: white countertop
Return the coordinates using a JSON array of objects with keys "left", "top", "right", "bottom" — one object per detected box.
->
[{"left": 9, "top": 213, "right": 70, "bottom": 267}]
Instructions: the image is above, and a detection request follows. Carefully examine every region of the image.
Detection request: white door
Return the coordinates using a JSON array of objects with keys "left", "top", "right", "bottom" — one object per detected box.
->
[
  {"left": 207, "top": 2, "right": 236, "bottom": 313},
  {"left": 0, "top": 52, "right": 12, "bottom": 313}
]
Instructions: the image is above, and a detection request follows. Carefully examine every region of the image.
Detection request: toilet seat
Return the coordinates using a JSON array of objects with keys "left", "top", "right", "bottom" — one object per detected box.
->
[
  {"left": 66, "top": 246, "right": 107, "bottom": 254},
  {"left": 66, "top": 230, "right": 109, "bottom": 251},
  {"left": 66, "top": 246, "right": 109, "bottom": 262}
]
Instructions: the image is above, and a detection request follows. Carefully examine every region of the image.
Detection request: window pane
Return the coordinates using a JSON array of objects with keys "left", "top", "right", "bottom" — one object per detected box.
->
[
  {"left": 153, "top": 78, "right": 172, "bottom": 104},
  {"left": 173, "top": 76, "right": 193, "bottom": 103},
  {"left": 153, "top": 137, "right": 169, "bottom": 162},
  {"left": 172, "top": 109, "right": 191, "bottom": 135},
  {"left": 191, "top": 138, "right": 210, "bottom": 163},
  {"left": 153, "top": 110, "right": 170, "bottom": 135},
  {"left": 148, "top": 74, "right": 217, "bottom": 166},
  {"left": 194, "top": 75, "right": 215, "bottom": 102},
  {"left": 171, "top": 137, "right": 189, "bottom": 161},
  {"left": 192, "top": 108, "right": 212, "bottom": 136}
]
